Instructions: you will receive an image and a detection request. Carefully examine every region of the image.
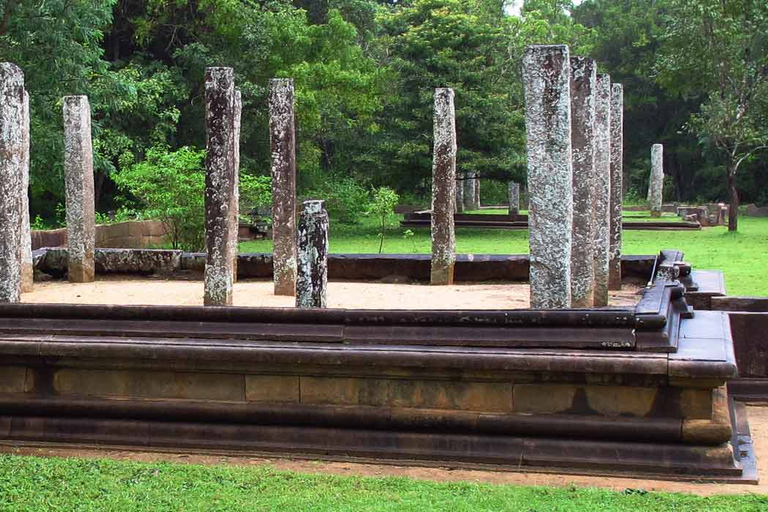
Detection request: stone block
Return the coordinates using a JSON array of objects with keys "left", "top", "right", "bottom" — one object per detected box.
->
[
  {"left": 246, "top": 375, "right": 300, "bottom": 403},
  {"left": 0, "top": 366, "right": 31, "bottom": 393}
]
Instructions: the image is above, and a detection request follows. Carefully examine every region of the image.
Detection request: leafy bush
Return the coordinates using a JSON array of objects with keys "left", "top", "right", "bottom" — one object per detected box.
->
[
  {"left": 304, "top": 176, "right": 370, "bottom": 223},
  {"left": 367, "top": 187, "right": 399, "bottom": 254}
]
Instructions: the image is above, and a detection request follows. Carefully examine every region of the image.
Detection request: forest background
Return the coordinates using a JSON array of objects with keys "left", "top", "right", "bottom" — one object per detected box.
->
[{"left": 2, "top": 0, "right": 766, "bottom": 229}]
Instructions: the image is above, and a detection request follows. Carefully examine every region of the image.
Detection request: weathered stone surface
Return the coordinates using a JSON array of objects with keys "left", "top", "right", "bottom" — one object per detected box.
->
[
  {"left": 296, "top": 200, "right": 329, "bottom": 308},
  {"left": 455, "top": 171, "right": 465, "bottom": 213},
  {"left": 269, "top": 78, "right": 297, "bottom": 296},
  {"left": 649, "top": 143, "right": 664, "bottom": 217},
  {"left": 523, "top": 45, "right": 573, "bottom": 309},
  {"left": 63, "top": 95, "right": 95, "bottom": 283},
  {"left": 204, "top": 67, "right": 237, "bottom": 306},
  {"left": 463, "top": 171, "right": 479, "bottom": 211},
  {"left": 569, "top": 57, "right": 597, "bottom": 307},
  {"left": 608, "top": 83, "right": 624, "bottom": 290},
  {"left": 430, "top": 88, "right": 457, "bottom": 285},
  {"left": 0, "top": 63, "right": 24, "bottom": 303},
  {"left": 95, "top": 248, "right": 182, "bottom": 275},
  {"left": 508, "top": 181, "right": 520, "bottom": 215},
  {"left": 592, "top": 74, "right": 612, "bottom": 306},
  {"left": 20, "top": 90, "right": 32, "bottom": 292},
  {"left": 229, "top": 89, "right": 242, "bottom": 282}
]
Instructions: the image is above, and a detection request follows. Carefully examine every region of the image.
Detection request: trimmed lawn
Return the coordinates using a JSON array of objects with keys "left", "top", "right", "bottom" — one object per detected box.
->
[
  {"left": 240, "top": 215, "right": 768, "bottom": 296},
  {"left": 0, "top": 454, "right": 765, "bottom": 511}
]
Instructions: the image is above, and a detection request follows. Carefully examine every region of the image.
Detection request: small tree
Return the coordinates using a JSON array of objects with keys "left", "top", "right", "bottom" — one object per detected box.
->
[{"left": 367, "top": 186, "right": 399, "bottom": 254}]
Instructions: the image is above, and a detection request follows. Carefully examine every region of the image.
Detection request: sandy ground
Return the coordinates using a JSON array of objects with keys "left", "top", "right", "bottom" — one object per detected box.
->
[
  {"left": 21, "top": 277, "right": 642, "bottom": 309},
  {"left": 1, "top": 405, "right": 766, "bottom": 496}
]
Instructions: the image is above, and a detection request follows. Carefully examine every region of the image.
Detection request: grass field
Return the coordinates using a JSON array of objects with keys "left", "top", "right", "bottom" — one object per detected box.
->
[
  {"left": 240, "top": 214, "right": 768, "bottom": 296},
  {"left": 0, "top": 454, "right": 765, "bottom": 511}
]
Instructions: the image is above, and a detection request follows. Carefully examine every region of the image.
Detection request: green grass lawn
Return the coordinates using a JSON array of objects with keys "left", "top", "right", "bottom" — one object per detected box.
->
[
  {"left": 241, "top": 214, "right": 768, "bottom": 296},
  {"left": 0, "top": 454, "right": 765, "bottom": 511}
]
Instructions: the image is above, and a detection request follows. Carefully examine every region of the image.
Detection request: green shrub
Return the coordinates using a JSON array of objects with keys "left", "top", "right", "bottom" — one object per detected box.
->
[
  {"left": 367, "top": 186, "right": 399, "bottom": 253},
  {"left": 304, "top": 176, "right": 370, "bottom": 223}
]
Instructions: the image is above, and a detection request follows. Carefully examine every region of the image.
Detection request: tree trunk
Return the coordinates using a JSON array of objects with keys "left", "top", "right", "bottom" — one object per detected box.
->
[{"left": 727, "top": 164, "right": 738, "bottom": 232}]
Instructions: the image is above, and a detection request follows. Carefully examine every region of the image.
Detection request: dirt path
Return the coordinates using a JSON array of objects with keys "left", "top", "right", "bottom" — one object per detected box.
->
[{"left": 21, "top": 277, "right": 642, "bottom": 309}]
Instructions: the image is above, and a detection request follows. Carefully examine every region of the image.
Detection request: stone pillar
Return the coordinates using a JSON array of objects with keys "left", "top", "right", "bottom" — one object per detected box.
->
[
  {"left": 474, "top": 174, "right": 481, "bottom": 208},
  {"left": 203, "top": 67, "right": 237, "bottom": 306},
  {"left": 63, "top": 95, "right": 95, "bottom": 283},
  {"left": 269, "top": 78, "right": 298, "bottom": 296},
  {"left": 592, "top": 74, "right": 611, "bottom": 306},
  {"left": 463, "top": 171, "right": 478, "bottom": 211},
  {"left": 608, "top": 83, "right": 624, "bottom": 290},
  {"left": 569, "top": 56, "right": 597, "bottom": 307},
  {"left": 0, "top": 63, "right": 24, "bottom": 303},
  {"left": 523, "top": 45, "right": 573, "bottom": 309},
  {"left": 508, "top": 181, "right": 520, "bottom": 216},
  {"left": 455, "top": 171, "right": 465, "bottom": 213},
  {"left": 430, "top": 87, "right": 457, "bottom": 286},
  {"left": 229, "top": 89, "right": 242, "bottom": 283},
  {"left": 296, "top": 200, "right": 328, "bottom": 308},
  {"left": 649, "top": 144, "right": 664, "bottom": 217},
  {"left": 20, "top": 90, "right": 32, "bottom": 292}
]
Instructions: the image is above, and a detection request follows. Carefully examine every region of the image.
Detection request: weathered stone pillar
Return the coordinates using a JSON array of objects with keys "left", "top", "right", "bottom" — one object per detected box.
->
[
  {"left": 63, "top": 95, "right": 95, "bottom": 283},
  {"left": 0, "top": 63, "right": 24, "bottom": 303},
  {"left": 593, "top": 74, "right": 612, "bottom": 306},
  {"left": 474, "top": 174, "right": 481, "bottom": 208},
  {"left": 608, "top": 83, "right": 624, "bottom": 290},
  {"left": 296, "top": 200, "right": 328, "bottom": 308},
  {"left": 269, "top": 78, "right": 298, "bottom": 296},
  {"left": 649, "top": 144, "right": 664, "bottom": 217},
  {"left": 508, "top": 181, "right": 520, "bottom": 215},
  {"left": 430, "top": 87, "right": 457, "bottom": 286},
  {"left": 455, "top": 171, "right": 465, "bottom": 213},
  {"left": 20, "top": 90, "right": 33, "bottom": 292},
  {"left": 523, "top": 45, "right": 573, "bottom": 309},
  {"left": 229, "top": 89, "right": 242, "bottom": 282},
  {"left": 203, "top": 67, "right": 237, "bottom": 306},
  {"left": 463, "top": 172, "right": 478, "bottom": 211},
  {"left": 569, "top": 56, "right": 597, "bottom": 307}
]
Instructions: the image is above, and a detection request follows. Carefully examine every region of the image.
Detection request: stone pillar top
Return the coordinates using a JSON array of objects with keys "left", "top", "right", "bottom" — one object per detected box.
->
[{"left": 303, "top": 199, "right": 324, "bottom": 215}]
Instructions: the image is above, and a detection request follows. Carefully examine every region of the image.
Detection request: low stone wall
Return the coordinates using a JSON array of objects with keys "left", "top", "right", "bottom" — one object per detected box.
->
[
  {"left": 33, "top": 248, "right": 656, "bottom": 284},
  {"left": 31, "top": 220, "right": 168, "bottom": 250}
]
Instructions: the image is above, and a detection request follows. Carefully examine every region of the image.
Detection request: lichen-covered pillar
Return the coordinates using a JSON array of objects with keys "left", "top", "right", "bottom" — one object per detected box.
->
[
  {"left": 464, "top": 172, "right": 478, "bottom": 211},
  {"left": 592, "top": 74, "right": 612, "bottom": 306},
  {"left": 269, "top": 78, "right": 298, "bottom": 296},
  {"left": 455, "top": 171, "right": 465, "bottom": 213},
  {"left": 649, "top": 143, "right": 664, "bottom": 217},
  {"left": 203, "top": 67, "right": 237, "bottom": 306},
  {"left": 430, "top": 87, "right": 457, "bottom": 286},
  {"left": 19, "top": 90, "right": 32, "bottom": 292},
  {"left": 608, "top": 83, "right": 624, "bottom": 291},
  {"left": 229, "top": 89, "right": 242, "bottom": 283},
  {"left": 523, "top": 45, "right": 573, "bottom": 309},
  {"left": 0, "top": 63, "right": 24, "bottom": 303},
  {"left": 63, "top": 95, "right": 95, "bottom": 283},
  {"left": 569, "top": 56, "right": 597, "bottom": 307},
  {"left": 296, "top": 200, "right": 328, "bottom": 308},
  {"left": 508, "top": 181, "right": 520, "bottom": 215}
]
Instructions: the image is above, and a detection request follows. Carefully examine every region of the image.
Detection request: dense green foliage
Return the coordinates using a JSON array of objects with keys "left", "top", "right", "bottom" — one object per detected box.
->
[
  {"left": 0, "top": 454, "right": 767, "bottom": 511},
  {"left": 2, "top": 0, "right": 767, "bottom": 229}
]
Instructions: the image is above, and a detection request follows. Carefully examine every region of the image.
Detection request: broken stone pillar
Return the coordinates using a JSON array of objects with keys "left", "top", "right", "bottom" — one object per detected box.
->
[
  {"left": 20, "top": 90, "right": 32, "bottom": 292},
  {"left": 430, "top": 87, "right": 457, "bottom": 286},
  {"left": 463, "top": 172, "right": 479, "bottom": 211},
  {"left": 63, "top": 95, "right": 95, "bottom": 283},
  {"left": 649, "top": 144, "right": 664, "bottom": 218},
  {"left": 0, "top": 63, "right": 24, "bottom": 303},
  {"left": 508, "top": 181, "right": 520, "bottom": 216},
  {"left": 203, "top": 67, "right": 237, "bottom": 306},
  {"left": 522, "top": 45, "right": 573, "bottom": 309},
  {"left": 608, "top": 83, "right": 624, "bottom": 291},
  {"left": 269, "top": 78, "right": 298, "bottom": 296},
  {"left": 296, "top": 200, "right": 328, "bottom": 308},
  {"left": 229, "top": 89, "right": 242, "bottom": 282},
  {"left": 592, "top": 74, "right": 612, "bottom": 307},
  {"left": 569, "top": 57, "right": 597, "bottom": 308},
  {"left": 455, "top": 171, "right": 465, "bottom": 213}
]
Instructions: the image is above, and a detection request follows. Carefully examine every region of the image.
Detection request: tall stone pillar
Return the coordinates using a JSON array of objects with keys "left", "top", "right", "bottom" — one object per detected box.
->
[
  {"left": 463, "top": 172, "right": 478, "bottom": 211},
  {"left": 608, "top": 83, "right": 624, "bottom": 290},
  {"left": 508, "top": 181, "right": 520, "bottom": 216},
  {"left": 474, "top": 174, "right": 481, "bottom": 208},
  {"left": 20, "top": 90, "right": 33, "bottom": 292},
  {"left": 203, "top": 67, "right": 237, "bottom": 306},
  {"left": 593, "top": 74, "right": 611, "bottom": 306},
  {"left": 523, "top": 45, "right": 573, "bottom": 309},
  {"left": 569, "top": 56, "right": 597, "bottom": 307},
  {"left": 296, "top": 200, "right": 328, "bottom": 308},
  {"left": 455, "top": 171, "right": 465, "bottom": 213},
  {"left": 269, "top": 78, "right": 298, "bottom": 296},
  {"left": 430, "top": 87, "right": 457, "bottom": 286},
  {"left": 649, "top": 144, "right": 664, "bottom": 217},
  {"left": 0, "top": 63, "right": 24, "bottom": 303},
  {"left": 229, "top": 89, "right": 242, "bottom": 282},
  {"left": 63, "top": 95, "right": 95, "bottom": 283}
]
